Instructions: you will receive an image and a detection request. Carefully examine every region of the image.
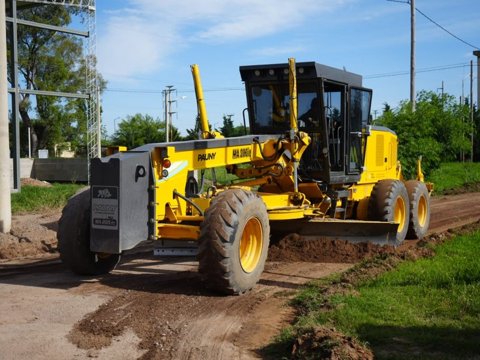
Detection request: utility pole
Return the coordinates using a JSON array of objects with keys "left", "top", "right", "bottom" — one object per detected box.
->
[
  {"left": 163, "top": 85, "right": 175, "bottom": 142},
  {"left": 163, "top": 85, "right": 176, "bottom": 142},
  {"left": 0, "top": 0, "right": 12, "bottom": 233},
  {"left": 474, "top": 51, "right": 480, "bottom": 162},
  {"left": 439, "top": 81, "right": 444, "bottom": 98},
  {"left": 470, "top": 60, "right": 474, "bottom": 162},
  {"left": 474, "top": 50, "right": 480, "bottom": 111},
  {"left": 437, "top": 81, "right": 445, "bottom": 109},
  {"left": 410, "top": 0, "right": 416, "bottom": 111},
  {"left": 163, "top": 89, "right": 168, "bottom": 142},
  {"left": 168, "top": 97, "right": 176, "bottom": 142}
]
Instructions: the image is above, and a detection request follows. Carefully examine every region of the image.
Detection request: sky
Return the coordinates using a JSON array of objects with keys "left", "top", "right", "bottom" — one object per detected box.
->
[{"left": 93, "top": 0, "right": 480, "bottom": 136}]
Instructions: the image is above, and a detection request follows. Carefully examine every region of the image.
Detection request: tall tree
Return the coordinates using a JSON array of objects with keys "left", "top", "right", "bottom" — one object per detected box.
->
[{"left": 7, "top": 4, "right": 105, "bottom": 156}]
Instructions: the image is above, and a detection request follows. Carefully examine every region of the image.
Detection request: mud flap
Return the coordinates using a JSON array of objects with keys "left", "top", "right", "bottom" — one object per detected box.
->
[{"left": 272, "top": 219, "right": 399, "bottom": 246}]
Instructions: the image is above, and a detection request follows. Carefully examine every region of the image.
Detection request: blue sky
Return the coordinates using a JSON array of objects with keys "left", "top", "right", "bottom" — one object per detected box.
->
[{"left": 95, "top": 0, "right": 480, "bottom": 136}]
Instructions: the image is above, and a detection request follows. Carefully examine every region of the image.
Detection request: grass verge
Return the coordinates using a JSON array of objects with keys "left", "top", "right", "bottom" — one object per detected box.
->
[
  {"left": 11, "top": 183, "right": 84, "bottom": 214},
  {"left": 428, "top": 162, "right": 480, "bottom": 194},
  {"left": 266, "top": 227, "right": 480, "bottom": 359}
]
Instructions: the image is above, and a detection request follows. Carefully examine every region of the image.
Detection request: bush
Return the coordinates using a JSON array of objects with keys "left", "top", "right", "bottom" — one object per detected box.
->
[{"left": 378, "top": 91, "right": 471, "bottom": 178}]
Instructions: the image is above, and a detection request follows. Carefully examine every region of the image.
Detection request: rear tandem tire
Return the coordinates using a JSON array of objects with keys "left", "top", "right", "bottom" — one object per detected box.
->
[
  {"left": 405, "top": 180, "right": 431, "bottom": 239},
  {"left": 58, "top": 188, "right": 120, "bottom": 275},
  {"left": 368, "top": 179, "right": 410, "bottom": 246},
  {"left": 197, "top": 189, "right": 270, "bottom": 295}
]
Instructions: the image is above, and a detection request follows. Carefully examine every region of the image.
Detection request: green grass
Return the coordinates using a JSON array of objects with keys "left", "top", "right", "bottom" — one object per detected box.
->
[
  {"left": 273, "top": 231, "right": 480, "bottom": 359},
  {"left": 202, "top": 166, "right": 239, "bottom": 185},
  {"left": 11, "top": 183, "right": 84, "bottom": 214},
  {"left": 428, "top": 162, "right": 480, "bottom": 194}
]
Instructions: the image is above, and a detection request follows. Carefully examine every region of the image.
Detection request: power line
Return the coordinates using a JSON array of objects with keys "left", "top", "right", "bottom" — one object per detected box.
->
[
  {"left": 104, "top": 61, "right": 470, "bottom": 94},
  {"left": 415, "top": 7, "right": 479, "bottom": 50},
  {"left": 105, "top": 87, "right": 244, "bottom": 94},
  {"left": 365, "top": 62, "right": 469, "bottom": 79},
  {"left": 387, "top": 0, "right": 480, "bottom": 50},
  {"left": 105, "top": 63, "right": 468, "bottom": 93}
]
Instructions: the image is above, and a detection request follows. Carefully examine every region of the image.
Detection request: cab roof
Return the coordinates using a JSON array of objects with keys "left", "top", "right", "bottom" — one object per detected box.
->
[{"left": 239, "top": 62, "right": 362, "bottom": 87}]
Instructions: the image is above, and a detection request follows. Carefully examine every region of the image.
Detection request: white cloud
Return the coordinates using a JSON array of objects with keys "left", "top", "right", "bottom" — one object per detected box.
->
[
  {"left": 250, "top": 45, "right": 307, "bottom": 57},
  {"left": 98, "top": 15, "right": 177, "bottom": 82},
  {"left": 97, "top": 0, "right": 348, "bottom": 82}
]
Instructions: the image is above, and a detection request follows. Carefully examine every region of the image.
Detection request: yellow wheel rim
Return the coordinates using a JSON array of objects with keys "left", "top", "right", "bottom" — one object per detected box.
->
[
  {"left": 239, "top": 217, "right": 263, "bottom": 273},
  {"left": 417, "top": 195, "right": 428, "bottom": 227},
  {"left": 394, "top": 196, "right": 406, "bottom": 233}
]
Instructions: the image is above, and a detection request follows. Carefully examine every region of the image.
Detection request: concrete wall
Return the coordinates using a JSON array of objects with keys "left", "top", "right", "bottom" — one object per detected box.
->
[
  {"left": 10, "top": 158, "right": 88, "bottom": 184},
  {"left": 10, "top": 158, "right": 34, "bottom": 179},
  {"left": 32, "top": 158, "right": 88, "bottom": 182}
]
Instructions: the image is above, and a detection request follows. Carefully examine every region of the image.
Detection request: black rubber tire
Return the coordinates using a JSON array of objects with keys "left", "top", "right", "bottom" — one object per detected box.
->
[
  {"left": 405, "top": 180, "right": 431, "bottom": 239},
  {"left": 197, "top": 189, "right": 270, "bottom": 295},
  {"left": 368, "top": 179, "right": 410, "bottom": 246},
  {"left": 58, "top": 188, "right": 120, "bottom": 275}
]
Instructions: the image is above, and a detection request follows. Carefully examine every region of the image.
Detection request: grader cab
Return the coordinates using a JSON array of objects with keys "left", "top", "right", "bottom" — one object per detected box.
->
[{"left": 58, "top": 59, "right": 431, "bottom": 295}]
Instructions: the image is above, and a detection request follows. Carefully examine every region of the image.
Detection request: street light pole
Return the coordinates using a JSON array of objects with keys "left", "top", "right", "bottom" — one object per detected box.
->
[{"left": 0, "top": 0, "right": 12, "bottom": 233}]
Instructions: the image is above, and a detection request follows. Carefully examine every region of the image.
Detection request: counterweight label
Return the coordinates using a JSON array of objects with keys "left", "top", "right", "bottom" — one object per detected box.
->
[{"left": 91, "top": 186, "right": 119, "bottom": 230}]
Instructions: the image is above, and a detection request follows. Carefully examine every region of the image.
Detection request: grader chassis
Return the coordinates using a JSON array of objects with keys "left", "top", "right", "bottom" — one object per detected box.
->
[{"left": 58, "top": 59, "right": 431, "bottom": 295}]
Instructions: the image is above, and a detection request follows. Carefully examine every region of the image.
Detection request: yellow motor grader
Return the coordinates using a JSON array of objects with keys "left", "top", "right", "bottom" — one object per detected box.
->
[{"left": 58, "top": 59, "right": 431, "bottom": 294}]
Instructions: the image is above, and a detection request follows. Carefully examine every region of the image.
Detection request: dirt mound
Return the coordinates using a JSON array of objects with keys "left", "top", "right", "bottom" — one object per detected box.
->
[
  {"left": 291, "top": 326, "right": 373, "bottom": 360},
  {"left": 21, "top": 178, "right": 52, "bottom": 187},
  {"left": 267, "top": 233, "right": 434, "bottom": 264},
  {"left": 0, "top": 211, "right": 60, "bottom": 260}
]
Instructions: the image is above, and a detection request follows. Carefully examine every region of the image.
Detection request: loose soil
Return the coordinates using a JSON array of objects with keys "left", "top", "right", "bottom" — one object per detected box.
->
[
  {"left": 0, "top": 211, "right": 59, "bottom": 260},
  {"left": 291, "top": 326, "right": 373, "bottom": 360},
  {"left": 21, "top": 178, "right": 53, "bottom": 188},
  {"left": 0, "top": 192, "right": 479, "bottom": 359},
  {"left": 2, "top": 192, "right": 478, "bottom": 263},
  {"left": 0, "top": 178, "right": 55, "bottom": 260}
]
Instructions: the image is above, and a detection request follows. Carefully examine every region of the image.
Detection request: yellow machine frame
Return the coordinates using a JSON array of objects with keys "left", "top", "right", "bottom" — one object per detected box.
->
[{"left": 150, "top": 59, "right": 411, "bottom": 242}]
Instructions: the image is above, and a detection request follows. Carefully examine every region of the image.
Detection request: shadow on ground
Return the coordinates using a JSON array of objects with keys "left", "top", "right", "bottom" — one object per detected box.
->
[{"left": 357, "top": 324, "right": 480, "bottom": 359}]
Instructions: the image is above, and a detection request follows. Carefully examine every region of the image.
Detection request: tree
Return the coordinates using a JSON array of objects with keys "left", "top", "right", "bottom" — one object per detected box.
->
[
  {"left": 111, "top": 114, "right": 181, "bottom": 148},
  {"left": 378, "top": 91, "right": 470, "bottom": 178},
  {"left": 219, "top": 115, "right": 247, "bottom": 137},
  {"left": 382, "top": 102, "right": 391, "bottom": 114},
  {"left": 7, "top": 4, "right": 105, "bottom": 156},
  {"left": 184, "top": 116, "right": 202, "bottom": 140},
  {"left": 185, "top": 114, "right": 248, "bottom": 140}
]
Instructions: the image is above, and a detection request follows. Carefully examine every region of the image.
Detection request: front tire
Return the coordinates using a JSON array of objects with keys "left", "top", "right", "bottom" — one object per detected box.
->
[
  {"left": 197, "top": 189, "right": 270, "bottom": 295},
  {"left": 368, "top": 180, "right": 410, "bottom": 245},
  {"left": 405, "top": 180, "right": 430, "bottom": 239},
  {"left": 58, "top": 188, "right": 120, "bottom": 275}
]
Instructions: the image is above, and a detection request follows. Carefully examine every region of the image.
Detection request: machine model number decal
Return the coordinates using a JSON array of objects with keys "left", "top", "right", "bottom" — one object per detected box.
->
[
  {"left": 91, "top": 186, "right": 119, "bottom": 230},
  {"left": 232, "top": 147, "right": 252, "bottom": 159},
  {"left": 197, "top": 152, "right": 216, "bottom": 161}
]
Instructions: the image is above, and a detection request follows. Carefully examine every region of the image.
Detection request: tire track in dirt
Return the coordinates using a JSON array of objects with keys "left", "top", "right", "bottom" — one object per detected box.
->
[
  {"left": 69, "top": 192, "right": 480, "bottom": 359},
  {"left": 1, "top": 192, "right": 479, "bottom": 360},
  {"left": 429, "top": 193, "right": 480, "bottom": 233}
]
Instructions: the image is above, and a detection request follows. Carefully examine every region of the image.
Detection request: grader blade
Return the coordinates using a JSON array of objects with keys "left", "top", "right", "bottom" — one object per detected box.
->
[{"left": 273, "top": 219, "right": 400, "bottom": 246}]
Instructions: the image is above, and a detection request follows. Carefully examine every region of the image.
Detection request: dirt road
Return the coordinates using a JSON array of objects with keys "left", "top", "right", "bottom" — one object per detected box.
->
[{"left": 0, "top": 192, "right": 479, "bottom": 359}]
